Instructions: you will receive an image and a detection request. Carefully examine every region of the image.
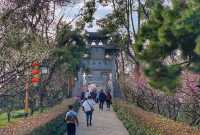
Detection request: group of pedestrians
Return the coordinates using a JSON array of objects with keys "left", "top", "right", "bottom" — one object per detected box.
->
[
  {"left": 65, "top": 89, "right": 112, "bottom": 135},
  {"left": 81, "top": 89, "right": 112, "bottom": 111},
  {"left": 81, "top": 89, "right": 112, "bottom": 126},
  {"left": 98, "top": 90, "right": 112, "bottom": 111}
]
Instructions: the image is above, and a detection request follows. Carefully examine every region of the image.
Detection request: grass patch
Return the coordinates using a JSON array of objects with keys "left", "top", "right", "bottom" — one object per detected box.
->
[
  {"left": 0, "top": 108, "right": 49, "bottom": 128},
  {"left": 0, "top": 110, "right": 24, "bottom": 127},
  {"left": 113, "top": 102, "right": 161, "bottom": 135}
]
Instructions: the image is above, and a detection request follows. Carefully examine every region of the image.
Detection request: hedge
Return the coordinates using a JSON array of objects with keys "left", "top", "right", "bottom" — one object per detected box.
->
[
  {"left": 113, "top": 101, "right": 200, "bottom": 135},
  {"left": 113, "top": 101, "right": 160, "bottom": 135},
  {"left": 27, "top": 101, "right": 80, "bottom": 135}
]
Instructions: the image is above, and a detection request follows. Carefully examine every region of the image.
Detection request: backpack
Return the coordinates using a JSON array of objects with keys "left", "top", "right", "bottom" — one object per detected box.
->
[{"left": 66, "top": 112, "right": 76, "bottom": 123}]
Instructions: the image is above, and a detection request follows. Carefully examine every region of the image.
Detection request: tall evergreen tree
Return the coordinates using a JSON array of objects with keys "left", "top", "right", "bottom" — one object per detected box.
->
[{"left": 134, "top": 0, "right": 200, "bottom": 93}]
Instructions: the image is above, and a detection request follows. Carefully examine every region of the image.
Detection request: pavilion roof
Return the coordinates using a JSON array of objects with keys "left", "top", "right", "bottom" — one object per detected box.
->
[{"left": 85, "top": 31, "right": 109, "bottom": 40}]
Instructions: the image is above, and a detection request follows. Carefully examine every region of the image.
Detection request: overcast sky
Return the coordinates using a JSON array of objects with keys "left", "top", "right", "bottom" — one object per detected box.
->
[
  {"left": 55, "top": 0, "right": 139, "bottom": 32},
  {"left": 55, "top": 1, "right": 114, "bottom": 32}
]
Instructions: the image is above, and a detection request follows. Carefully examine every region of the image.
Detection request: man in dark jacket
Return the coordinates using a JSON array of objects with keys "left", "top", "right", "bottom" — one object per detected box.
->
[
  {"left": 90, "top": 90, "right": 97, "bottom": 101},
  {"left": 98, "top": 90, "right": 106, "bottom": 111},
  {"left": 81, "top": 91, "right": 85, "bottom": 101}
]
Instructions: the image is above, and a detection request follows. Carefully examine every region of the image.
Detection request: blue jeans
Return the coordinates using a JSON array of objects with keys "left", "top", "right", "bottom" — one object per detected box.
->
[{"left": 85, "top": 111, "right": 93, "bottom": 126}]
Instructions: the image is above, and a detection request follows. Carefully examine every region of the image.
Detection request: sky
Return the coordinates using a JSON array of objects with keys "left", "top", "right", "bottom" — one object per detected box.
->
[
  {"left": 55, "top": 1, "right": 114, "bottom": 32},
  {"left": 55, "top": 0, "right": 141, "bottom": 33}
]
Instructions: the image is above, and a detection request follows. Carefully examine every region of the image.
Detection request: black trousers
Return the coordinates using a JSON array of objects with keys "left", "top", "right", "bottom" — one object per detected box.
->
[
  {"left": 99, "top": 100, "right": 104, "bottom": 110},
  {"left": 106, "top": 100, "right": 111, "bottom": 109},
  {"left": 67, "top": 123, "right": 76, "bottom": 135}
]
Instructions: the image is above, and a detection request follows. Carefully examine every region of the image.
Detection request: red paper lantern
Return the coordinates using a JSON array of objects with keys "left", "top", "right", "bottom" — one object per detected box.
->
[
  {"left": 31, "top": 61, "right": 41, "bottom": 86},
  {"left": 31, "top": 78, "right": 40, "bottom": 83},
  {"left": 32, "top": 82, "right": 39, "bottom": 86},
  {"left": 31, "top": 62, "right": 40, "bottom": 67},
  {"left": 31, "top": 70, "right": 40, "bottom": 75}
]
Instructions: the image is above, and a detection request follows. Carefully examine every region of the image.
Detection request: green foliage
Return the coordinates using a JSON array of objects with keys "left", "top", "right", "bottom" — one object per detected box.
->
[
  {"left": 134, "top": 0, "right": 200, "bottom": 93},
  {"left": 56, "top": 26, "right": 84, "bottom": 48},
  {"left": 195, "top": 36, "right": 200, "bottom": 55},
  {"left": 0, "top": 112, "right": 13, "bottom": 127},
  {"left": 95, "top": 3, "right": 130, "bottom": 51},
  {"left": 113, "top": 103, "right": 160, "bottom": 135},
  {"left": 29, "top": 113, "right": 66, "bottom": 135},
  {"left": 100, "top": 9, "right": 126, "bottom": 33},
  {"left": 28, "top": 101, "right": 80, "bottom": 135},
  {"left": 188, "top": 62, "right": 200, "bottom": 73},
  {"left": 54, "top": 26, "right": 86, "bottom": 74},
  {"left": 82, "top": 66, "right": 90, "bottom": 74},
  {"left": 4, "top": 27, "right": 25, "bottom": 50},
  {"left": 83, "top": 0, "right": 96, "bottom": 23},
  {"left": 144, "top": 64, "right": 181, "bottom": 92},
  {"left": 3, "top": 24, "right": 48, "bottom": 53},
  {"left": 0, "top": 108, "right": 49, "bottom": 127}
]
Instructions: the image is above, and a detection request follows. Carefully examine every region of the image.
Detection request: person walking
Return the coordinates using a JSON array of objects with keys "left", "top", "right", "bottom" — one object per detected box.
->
[
  {"left": 82, "top": 95, "right": 95, "bottom": 126},
  {"left": 91, "top": 90, "right": 97, "bottom": 101},
  {"left": 85, "top": 89, "right": 90, "bottom": 99},
  {"left": 106, "top": 91, "right": 112, "bottom": 110},
  {"left": 65, "top": 105, "right": 79, "bottom": 135},
  {"left": 81, "top": 91, "right": 85, "bottom": 101},
  {"left": 96, "top": 90, "right": 100, "bottom": 103},
  {"left": 98, "top": 90, "right": 106, "bottom": 111}
]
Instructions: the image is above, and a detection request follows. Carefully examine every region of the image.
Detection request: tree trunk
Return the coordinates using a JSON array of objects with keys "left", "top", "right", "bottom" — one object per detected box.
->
[
  {"left": 7, "top": 111, "right": 11, "bottom": 122},
  {"left": 137, "top": 0, "right": 141, "bottom": 33},
  {"left": 130, "top": 0, "right": 136, "bottom": 37},
  {"left": 29, "top": 99, "right": 35, "bottom": 116},
  {"left": 120, "top": 50, "right": 125, "bottom": 73},
  {"left": 40, "top": 90, "right": 44, "bottom": 112}
]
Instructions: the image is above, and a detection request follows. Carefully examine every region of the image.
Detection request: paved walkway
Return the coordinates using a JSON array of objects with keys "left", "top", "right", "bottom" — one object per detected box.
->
[{"left": 71, "top": 105, "right": 129, "bottom": 135}]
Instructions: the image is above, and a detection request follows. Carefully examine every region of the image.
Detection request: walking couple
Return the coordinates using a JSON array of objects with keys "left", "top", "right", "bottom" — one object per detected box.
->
[{"left": 99, "top": 90, "right": 112, "bottom": 111}]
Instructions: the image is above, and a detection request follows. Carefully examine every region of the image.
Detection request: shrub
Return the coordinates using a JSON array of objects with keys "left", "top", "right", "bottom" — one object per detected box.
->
[
  {"left": 113, "top": 102, "right": 161, "bottom": 135},
  {"left": 27, "top": 101, "right": 80, "bottom": 135}
]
